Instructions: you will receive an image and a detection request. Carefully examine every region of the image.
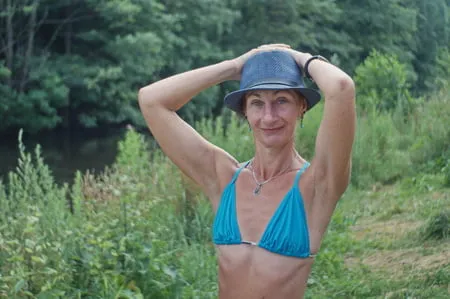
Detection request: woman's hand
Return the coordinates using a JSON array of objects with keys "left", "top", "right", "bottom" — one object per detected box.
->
[{"left": 283, "top": 48, "right": 312, "bottom": 68}]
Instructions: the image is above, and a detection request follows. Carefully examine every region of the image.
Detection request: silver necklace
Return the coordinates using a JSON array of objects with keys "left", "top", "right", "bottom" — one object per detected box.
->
[{"left": 249, "top": 159, "right": 292, "bottom": 196}]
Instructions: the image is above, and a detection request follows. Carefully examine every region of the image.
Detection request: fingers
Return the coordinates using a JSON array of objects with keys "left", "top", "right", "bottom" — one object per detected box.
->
[
  {"left": 257, "top": 43, "right": 291, "bottom": 48},
  {"left": 251, "top": 45, "right": 308, "bottom": 68},
  {"left": 253, "top": 44, "right": 296, "bottom": 58},
  {"left": 253, "top": 44, "right": 295, "bottom": 57}
]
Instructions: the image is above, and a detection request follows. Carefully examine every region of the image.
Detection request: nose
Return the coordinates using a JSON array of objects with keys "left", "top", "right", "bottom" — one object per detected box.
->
[{"left": 261, "top": 103, "right": 277, "bottom": 124}]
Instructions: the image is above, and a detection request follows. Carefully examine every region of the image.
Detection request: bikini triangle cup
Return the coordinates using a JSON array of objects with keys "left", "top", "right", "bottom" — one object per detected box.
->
[{"left": 212, "top": 161, "right": 314, "bottom": 258}]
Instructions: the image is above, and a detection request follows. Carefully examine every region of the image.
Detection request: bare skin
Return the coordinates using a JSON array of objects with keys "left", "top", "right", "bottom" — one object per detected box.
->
[{"left": 138, "top": 44, "right": 356, "bottom": 298}]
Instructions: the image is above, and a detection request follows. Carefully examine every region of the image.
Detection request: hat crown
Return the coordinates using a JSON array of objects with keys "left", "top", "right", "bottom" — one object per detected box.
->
[
  {"left": 240, "top": 51, "right": 305, "bottom": 89},
  {"left": 223, "top": 50, "right": 321, "bottom": 115}
]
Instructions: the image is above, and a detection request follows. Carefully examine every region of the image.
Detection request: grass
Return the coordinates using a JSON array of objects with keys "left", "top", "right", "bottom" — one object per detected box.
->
[
  {"left": 0, "top": 93, "right": 449, "bottom": 298},
  {"left": 1, "top": 158, "right": 449, "bottom": 299},
  {"left": 319, "top": 176, "right": 450, "bottom": 299}
]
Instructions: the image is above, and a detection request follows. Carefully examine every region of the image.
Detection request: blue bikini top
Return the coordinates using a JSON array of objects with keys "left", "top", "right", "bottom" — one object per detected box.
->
[{"left": 212, "top": 161, "right": 314, "bottom": 258}]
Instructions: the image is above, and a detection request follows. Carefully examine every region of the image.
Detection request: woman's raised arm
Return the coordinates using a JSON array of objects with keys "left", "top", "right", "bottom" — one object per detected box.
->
[
  {"left": 290, "top": 51, "right": 356, "bottom": 198},
  {"left": 138, "top": 44, "right": 300, "bottom": 200},
  {"left": 138, "top": 60, "right": 239, "bottom": 200}
]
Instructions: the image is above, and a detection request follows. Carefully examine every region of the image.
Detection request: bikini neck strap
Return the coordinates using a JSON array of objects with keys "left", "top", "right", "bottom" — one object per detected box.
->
[
  {"left": 294, "top": 161, "right": 310, "bottom": 186},
  {"left": 231, "top": 160, "right": 252, "bottom": 184}
]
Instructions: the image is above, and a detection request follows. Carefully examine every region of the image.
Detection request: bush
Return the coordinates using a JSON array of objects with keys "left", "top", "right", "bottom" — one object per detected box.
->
[
  {"left": 355, "top": 50, "right": 417, "bottom": 114},
  {"left": 0, "top": 131, "right": 72, "bottom": 297},
  {"left": 408, "top": 90, "right": 450, "bottom": 173},
  {"left": 434, "top": 47, "right": 450, "bottom": 91},
  {"left": 0, "top": 66, "right": 69, "bottom": 133},
  {"left": 0, "top": 129, "right": 217, "bottom": 297},
  {"left": 351, "top": 108, "right": 411, "bottom": 188},
  {"left": 421, "top": 211, "right": 450, "bottom": 240},
  {"left": 0, "top": 88, "right": 448, "bottom": 297},
  {"left": 196, "top": 113, "right": 254, "bottom": 162}
]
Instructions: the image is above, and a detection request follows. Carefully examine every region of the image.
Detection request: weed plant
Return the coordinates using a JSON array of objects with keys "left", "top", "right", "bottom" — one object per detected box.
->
[
  {"left": 421, "top": 210, "right": 450, "bottom": 240},
  {"left": 0, "top": 91, "right": 449, "bottom": 298}
]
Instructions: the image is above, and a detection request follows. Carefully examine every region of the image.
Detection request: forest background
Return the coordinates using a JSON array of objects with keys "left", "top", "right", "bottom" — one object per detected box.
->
[
  {"left": 0, "top": 0, "right": 449, "bottom": 131},
  {"left": 0, "top": 0, "right": 449, "bottom": 298}
]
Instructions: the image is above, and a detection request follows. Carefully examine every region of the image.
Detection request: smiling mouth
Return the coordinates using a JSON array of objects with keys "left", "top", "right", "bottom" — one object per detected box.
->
[{"left": 261, "top": 127, "right": 282, "bottom": 132}]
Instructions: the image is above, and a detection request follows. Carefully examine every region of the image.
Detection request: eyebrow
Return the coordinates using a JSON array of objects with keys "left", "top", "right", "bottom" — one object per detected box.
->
[
  {"left": 274, "top": 90, "right": 296, "bottom": 96},
  {"left": 246, "top": 91, "right": 261, "bottom": 98}
]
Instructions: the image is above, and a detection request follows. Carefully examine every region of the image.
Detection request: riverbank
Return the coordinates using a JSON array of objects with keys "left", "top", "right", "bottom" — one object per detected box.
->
[{"left": 0, "top": 127, "right": 129, "bottom": 183}]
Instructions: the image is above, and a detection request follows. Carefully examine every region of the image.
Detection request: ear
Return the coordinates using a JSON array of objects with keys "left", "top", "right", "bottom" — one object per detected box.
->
[
  {"left": 302, "top": 98, "right": 308, "bottom": 112},
  {"left": 297, "top": 98, "right": 307, "bottom": 118}
]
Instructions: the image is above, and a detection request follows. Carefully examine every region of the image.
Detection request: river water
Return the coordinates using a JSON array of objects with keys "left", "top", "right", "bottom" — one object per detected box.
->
[{"left": 0, "top": 128, "right": 128, "bottom": 184}]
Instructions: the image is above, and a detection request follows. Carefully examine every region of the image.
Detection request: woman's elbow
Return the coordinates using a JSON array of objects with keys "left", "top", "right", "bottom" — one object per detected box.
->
[
  {"left": 138, "top": 86, "right": 161, "bottom": 113},
  {"left": 324, "top": 76, "right": 355, "bottom": 101},
  {"left": 138, "top": 86, "right": 150, "bottom": 106},
  {"left": 334, "top": 77, "right": 355, "bottom": 103},
  {"left": 339, "top": 76, "right": 355, "bottom": 96}
]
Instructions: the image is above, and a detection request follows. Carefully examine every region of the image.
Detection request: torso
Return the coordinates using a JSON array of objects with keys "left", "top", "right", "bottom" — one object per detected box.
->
[{"left": 211, "top": 160, "right": 337, "bottom": 299}]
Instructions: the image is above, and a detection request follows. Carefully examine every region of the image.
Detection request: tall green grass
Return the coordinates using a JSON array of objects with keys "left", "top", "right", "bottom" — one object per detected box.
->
[{"left": 0, "top": 92, "right": 448, "bottom": 298}]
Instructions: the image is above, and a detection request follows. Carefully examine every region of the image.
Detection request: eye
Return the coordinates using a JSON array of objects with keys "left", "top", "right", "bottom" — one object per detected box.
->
[
  {"left": 250, "top": 99, "right": 264, "bottom": 107},
  {"left": 276, "top": 97, "right": 288, "bottom": 104}
]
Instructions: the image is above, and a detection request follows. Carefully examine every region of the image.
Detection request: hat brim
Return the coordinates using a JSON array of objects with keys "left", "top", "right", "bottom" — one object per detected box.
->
[{"left": 224, "top": 83, "right": 321, "bottom": 115}]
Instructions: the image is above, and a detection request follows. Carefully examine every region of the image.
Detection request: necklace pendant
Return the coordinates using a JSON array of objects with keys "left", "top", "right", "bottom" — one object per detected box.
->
[{"left": 253, "top": 184, "right": 262, "bottom": 195}]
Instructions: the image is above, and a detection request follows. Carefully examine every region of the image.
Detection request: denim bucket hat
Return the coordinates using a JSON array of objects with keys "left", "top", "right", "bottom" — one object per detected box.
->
[{"left": 224, "top": 50, "right": 321, "bottom": 115}]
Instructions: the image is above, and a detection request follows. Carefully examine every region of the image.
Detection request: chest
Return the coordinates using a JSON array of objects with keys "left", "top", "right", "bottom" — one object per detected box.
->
[{"left": 234, "top": 171, "right": 313, "bottom": 243}]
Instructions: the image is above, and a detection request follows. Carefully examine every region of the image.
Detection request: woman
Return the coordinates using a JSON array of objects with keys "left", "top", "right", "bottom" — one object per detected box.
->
[{"left": 138, "top": 44, "right": 355, "bottom": 299}]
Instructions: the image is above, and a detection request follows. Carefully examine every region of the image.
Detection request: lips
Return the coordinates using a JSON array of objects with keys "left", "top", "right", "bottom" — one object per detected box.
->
[{"left": 261, "top": 127, "right": 283, "bottom": 133}]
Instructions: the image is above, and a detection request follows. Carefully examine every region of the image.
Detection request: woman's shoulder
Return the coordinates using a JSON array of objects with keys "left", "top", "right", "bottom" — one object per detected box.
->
[
  {"left": 207, "top": 154, "right": 242, "bottom": 207},
  {"left": 216, "top": 155, "right": 245, "bottom": 183}
]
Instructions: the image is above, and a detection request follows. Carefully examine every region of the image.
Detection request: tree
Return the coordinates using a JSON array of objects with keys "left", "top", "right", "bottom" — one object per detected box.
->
[
  {"left": 355, "top": 50, "right": 415, "bottom": 113},
  {"left": 337, "top": 0, "right": 417, "bottom": 71},
  {"left": 0, "top": 0, "right": 69, "bottom": 132},
  {"left": 0, "top": 0, "right": 449, "bottom": 134},
  {"left": 411, "top": 0, "right": 449, "bottom": 92},
  {"left": 226, "top": 0, "right": 357, "bottom": 71}
]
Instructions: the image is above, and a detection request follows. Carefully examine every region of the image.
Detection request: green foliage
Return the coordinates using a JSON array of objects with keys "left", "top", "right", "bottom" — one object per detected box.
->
[
  {"left": 295, "top": 102, "right": 323, "bottom": 159},
  {"left": 408, "top": 90, "right": 450, "bottom": 173},
  {"left": 0, "top": 131, "right": 71, "bottom": 297},
  {"left": 0, "top": 128, "right": 216, "bottom": 297},
  {"left": 1, "top": 0, "right": 449, "bottom": 132},
  {"left": 0, "top": 62, "right": 69, "bottom": 132},
  {"left": 3, "top": 130, "right": 68, "bottom": 214},
  {"left": 1, "top": 92, "right": 450, "bottom": 297},
  {"left": 229, "top": 0, "right": 356, "bottom": 63},
  {"left": 196, "top": 113, "right": 254, "bottom": 162},
  {"left": 355, "top": 50, "right": 417, "bottom": 113},
  {"left": 412, "top": 0, "right": 450, "bottom": 92},
  {"left": 1, "top": 1, "right": 450, "bottom": 292},
  {"left": 338, "top": 0, "right": 418, "bottom": 71},
  {"left": 115, "top": 127, "right": 151, "bottom": 175},
  {"left": 351, "top": 109, "right": 411, "bottom": 188},
  {"left": 0, "top": 62, "right": 11, "bottom": 79},
  {"left": 350, "top": 86, "right": 449, "bottom": 189},
  {"left": 434, "top": 47, "right": 450, "bottom": 90},
  {"left": 421, "top": 210, "right": 450, "bottom": 240}
]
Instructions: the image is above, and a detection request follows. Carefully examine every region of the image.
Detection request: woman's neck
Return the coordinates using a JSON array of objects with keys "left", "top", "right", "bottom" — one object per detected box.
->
[{"left": 251, "top": 143, "right": 303, "bottom": 180}]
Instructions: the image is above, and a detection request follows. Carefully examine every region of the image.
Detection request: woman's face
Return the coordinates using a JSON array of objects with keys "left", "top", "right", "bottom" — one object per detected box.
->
[{"left": 244, "top": 89, "right": 306, "bottom": 148}]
